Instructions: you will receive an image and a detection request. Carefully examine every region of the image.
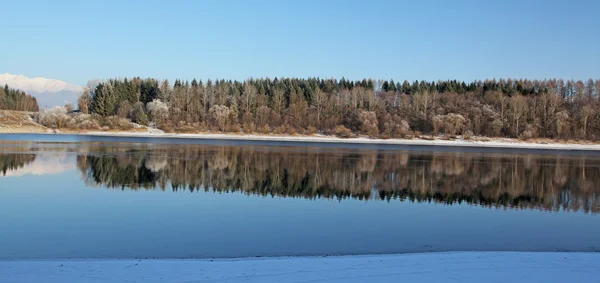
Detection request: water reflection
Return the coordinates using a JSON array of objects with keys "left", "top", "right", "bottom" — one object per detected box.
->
[
  {"left": 1, "top": 153, "right": 35, "bottom": 176},
  {"left": 2, "top": 144, "right": 600, "bottom": 214}
]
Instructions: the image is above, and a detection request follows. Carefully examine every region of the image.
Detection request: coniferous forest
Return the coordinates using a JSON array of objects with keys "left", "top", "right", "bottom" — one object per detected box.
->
[
  {"left": 0, "top": 84, "right": 39, "bottom": 112},
  {"left": 78, "top": 77, "right": 600, "bottom": 140}
]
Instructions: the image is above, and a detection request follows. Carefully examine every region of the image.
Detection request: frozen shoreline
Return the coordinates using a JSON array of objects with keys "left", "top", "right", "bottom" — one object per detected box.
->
[
  {"left": 2, "top": 128, "right": 600, "bottom": 151},
  {"left": 77, "top": 131, "right": 600, "bottom": 151},
  {"left": 1, "top": 252, "right": 599, "bottom": 283}
]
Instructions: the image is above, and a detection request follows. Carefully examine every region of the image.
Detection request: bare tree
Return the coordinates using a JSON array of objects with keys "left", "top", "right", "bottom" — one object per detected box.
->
[
  {"left": 77, "top": 89, "right": 92, "bottom": 114},
  {"left": 540, "top": 90, "right": 562, "bottom": 137},
  {"left": 312, "top": 89, "right": 327, "bottom": 128},
  {"left": 255, "top": 105, "right": 271, "bottom": 128},
  {"left": 556, "top": 110, "right": 570, "bottom": 139},
  {"left": 509, "top": 95, "right": 528, "bottom": 137},
  {"left": 581, "top": 105, "right": 595, "bottom": 139},
  {"left": 242, "top": 82, "right": 257, "bottom": 115}
]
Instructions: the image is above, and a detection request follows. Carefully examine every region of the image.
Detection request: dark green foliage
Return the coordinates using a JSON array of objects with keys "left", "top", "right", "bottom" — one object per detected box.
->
[
  {"left": 139, "top": 78, "right": 159, "bottom": 104},
  {"left": 132, "top": 102, "right": 148, "bottom": 125},
  {"left": 0, "top": 84, "right": 39, "bottom": 112}
]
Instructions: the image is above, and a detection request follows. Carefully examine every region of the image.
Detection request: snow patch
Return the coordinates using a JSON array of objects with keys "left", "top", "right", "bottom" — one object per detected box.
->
[
  {"left": 1, "top": 252, "right": 598, "bottom": 283},
  {"left": 80, "top": 131, "right": 600, "bottom": 151}
]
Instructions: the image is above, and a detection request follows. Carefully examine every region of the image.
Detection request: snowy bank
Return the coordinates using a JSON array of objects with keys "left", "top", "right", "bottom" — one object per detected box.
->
[
  {"left": 1, "top": 252, "right": 599, "bottom": 283},
  {"left": 80, "top": 131, "right": 600, "bottom": 151}
]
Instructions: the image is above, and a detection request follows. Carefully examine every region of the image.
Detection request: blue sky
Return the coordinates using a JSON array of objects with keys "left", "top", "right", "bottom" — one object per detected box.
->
[{"left": 1, "top": 0, "right": 599, "bottom": 85}]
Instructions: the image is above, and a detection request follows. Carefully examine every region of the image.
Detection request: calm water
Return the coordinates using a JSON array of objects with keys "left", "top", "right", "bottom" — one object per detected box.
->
[{"left": 0, "top": 134, "right": 599, "bottom": 259}]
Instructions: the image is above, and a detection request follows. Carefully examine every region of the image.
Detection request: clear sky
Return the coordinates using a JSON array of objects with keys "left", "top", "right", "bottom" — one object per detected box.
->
[{"left": 1, "top": 0, "right": 599, "bottom": 86}]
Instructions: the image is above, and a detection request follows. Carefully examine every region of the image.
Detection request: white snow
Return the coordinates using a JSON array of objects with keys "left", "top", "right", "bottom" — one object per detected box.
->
[
  {"left": 80, "top": 131, "right": 600, "bottom": 151},
  {"left": 1, "top": 252, "right": 598, "bottom": 283},
  {"left": 0, "top": 73, "right": 83, "bottom": 94}
]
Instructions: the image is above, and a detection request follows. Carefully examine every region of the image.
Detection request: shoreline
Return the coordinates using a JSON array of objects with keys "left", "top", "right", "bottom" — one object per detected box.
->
[
  {"left": 2, "top": 252, "right": 598, "bottom": 282},
  {"left": 3, "top": 129, "right": 600, "bottom": 151}
]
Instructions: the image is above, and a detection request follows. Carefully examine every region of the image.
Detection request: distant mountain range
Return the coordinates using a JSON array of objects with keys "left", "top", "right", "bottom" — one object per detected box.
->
[{"left": 0, "top": 73, "right": 84, "bottom": 109}]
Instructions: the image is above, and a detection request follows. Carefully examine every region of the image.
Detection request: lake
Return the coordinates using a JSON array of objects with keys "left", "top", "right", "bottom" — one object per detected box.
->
[{"left": 0, "top": 134, "right": 599, "bottom": 259}]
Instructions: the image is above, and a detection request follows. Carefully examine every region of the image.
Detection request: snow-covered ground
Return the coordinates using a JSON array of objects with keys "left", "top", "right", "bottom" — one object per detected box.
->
[
  {"left": 81, "top": 131, "right": 600, "bottom": 151},
  {"left": 1, "top": 252, "right": 598, "bottom": 283}
]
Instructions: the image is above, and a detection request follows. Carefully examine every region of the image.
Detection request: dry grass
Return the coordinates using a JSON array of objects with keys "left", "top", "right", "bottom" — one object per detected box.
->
[{"left": 0, "top": 110, "right": 46, "bottom": 133}]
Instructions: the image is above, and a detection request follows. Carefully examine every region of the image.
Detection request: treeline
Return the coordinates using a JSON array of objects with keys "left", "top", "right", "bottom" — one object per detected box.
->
[
  {"left": 72, "top": 145, "right": 600, "bottom": 214},
  {"left": 0, "top": 85, "right": 39, "bottom": 112},
  {"left": 79, "top": 77, "right": 600, "bottom": 140}
]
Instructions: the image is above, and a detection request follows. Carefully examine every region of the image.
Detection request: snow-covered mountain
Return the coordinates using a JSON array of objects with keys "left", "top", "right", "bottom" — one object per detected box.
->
[{"left": 0, "top": 73, "right": 84, "bottom": 109}]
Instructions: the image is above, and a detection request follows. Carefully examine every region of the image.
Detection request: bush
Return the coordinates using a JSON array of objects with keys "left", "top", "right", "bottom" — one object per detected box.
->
[
  {"left": 258, "top": 124, "right": 271, "bottom": 134},
  {"left": 272, "top": 126, "right": 284, "bottom": 135},
  {"left": 333, "top": 125, "right": 353, "bottom": 138},
  {"left": 463, "top": 130, "right": 474, "bottom": 140},
  {"left": 228, "top": 123, "right": 241, "bottom": 133},
  {"left": 117, "top": 101, "right": 133, "bottom": 119},
  {"left": 394, "top": 119, "right": 411, "bottom": 138},
  {"left": 491, "top": 119, "right": 503, "bottom": 137},
  {"left": 64, "top": 113, "right": 101, "bottom": 130},
  {"left": 38, "top": 106, "right": 69, "bottom": 128},
  {"left": 247, "top": 122, "right": 257, "bottom": 134},
  {"left": 173, "top": 123, "right": 198, "bottom": 133},
  {"left": 520, "top": 130, "right": 533, "bottom": 140},
  {"left": 443, "top": 113, "right": 466, "bottom": 136},
  {"left": 286, "top": 126, "right": 297, "bottom": 135},
  {"left": 132, "top": 102, "right": 148, "bottom": 126},
  {"left": 307, "top": 126, "right": 318, "bottom": 135},
  {"left": 100, "top": 116, "right": 133, "bottom": 131},
  {"left": 77, "top": 119, "right": 101, "bottom": 130},
  {"left": 432, "top": 115, "right": 444, "bottom": 135},
  {"left": 159, "top": 122, "right": 173, "bottom": 133},
  {"left": 209, "top": 105, "right": 232, "bottom": 131},
  {"left": 520, "top": 124, "right": 537, "bottom": 141},
  {"left": 359, "top": 110, "right": 379, "bottom": 137}
]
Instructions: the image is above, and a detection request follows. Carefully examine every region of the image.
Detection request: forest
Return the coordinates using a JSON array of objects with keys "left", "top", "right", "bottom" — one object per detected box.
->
[
  {"left": 0, "top": 84, "right": 39, "bottom": 112},
  {"left": 78, "top": 77, "right": 600, "bottom": 140}
]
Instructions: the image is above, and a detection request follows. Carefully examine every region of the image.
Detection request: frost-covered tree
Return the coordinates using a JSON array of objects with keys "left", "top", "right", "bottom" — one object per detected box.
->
[
  {"left": 146, "top": 99, "right": 169, "bottom": 124},
  {"left": 38, "top": 106, "right": 69, "bottom": 128},
  {"left": 209, "top": 105, "right": 232, "bottom": 131}
]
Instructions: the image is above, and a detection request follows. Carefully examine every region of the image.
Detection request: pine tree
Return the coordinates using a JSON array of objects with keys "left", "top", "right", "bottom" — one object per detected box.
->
[
  {"left": 389, "top": 79, "right": 396, "bottom": 92},
  {"left": 382, "top": 81, "right": 390, "bottom": 92}
]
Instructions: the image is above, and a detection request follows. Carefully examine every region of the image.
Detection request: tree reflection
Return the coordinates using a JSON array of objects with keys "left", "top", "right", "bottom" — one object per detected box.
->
[
  {"left": 1, "top": 153, "right": 36, "bottom": 176},
  {"left": 74, "top": 145, "right": 600, "bottom": 214}
]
